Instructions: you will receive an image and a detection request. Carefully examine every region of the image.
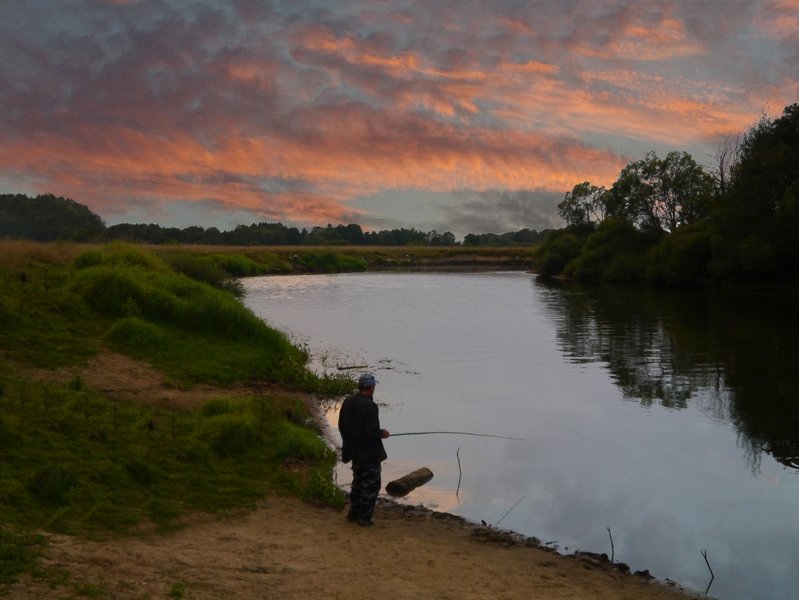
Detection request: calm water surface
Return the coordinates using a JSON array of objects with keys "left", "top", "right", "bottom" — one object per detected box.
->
[{"left": 244, "top": 272, "right": 799, "bottom": 600}]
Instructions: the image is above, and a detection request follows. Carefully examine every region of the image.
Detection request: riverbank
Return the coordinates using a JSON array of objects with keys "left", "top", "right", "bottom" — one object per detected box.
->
[
  {"left": 4, "top": 348, "right": 699, "bottom": 599},
  {"left": 0, "top": 242, "right": 699, "bottom": 598}
]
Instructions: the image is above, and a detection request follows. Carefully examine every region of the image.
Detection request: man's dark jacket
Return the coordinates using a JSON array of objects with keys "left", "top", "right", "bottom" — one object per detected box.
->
[{"left": 338, "top": 391, "right": 387, "bottom": 465}]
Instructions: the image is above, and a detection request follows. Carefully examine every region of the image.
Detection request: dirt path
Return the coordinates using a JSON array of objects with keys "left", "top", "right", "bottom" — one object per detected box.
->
[{"left": 11, "top": 495, "right": 698, "bottom": 600}]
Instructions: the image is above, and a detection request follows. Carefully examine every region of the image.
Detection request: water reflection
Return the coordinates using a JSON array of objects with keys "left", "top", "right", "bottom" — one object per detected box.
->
[
  {"left": 245, "top": 272, "right": 799, "bottom": 599},
  {"left": 538, "top": 281, "right": 799, "bottom": 470}
]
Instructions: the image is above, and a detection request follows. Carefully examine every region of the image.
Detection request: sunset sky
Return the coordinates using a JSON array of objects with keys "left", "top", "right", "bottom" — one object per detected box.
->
[{"left": 1, "top": 1, "right": 798, "bottom": 237}]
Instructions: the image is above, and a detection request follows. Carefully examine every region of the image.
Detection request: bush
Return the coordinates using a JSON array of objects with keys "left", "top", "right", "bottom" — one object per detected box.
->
[
  {"left": 535, "top": 231, "right": 585, "bottom": 277},
  {"left": 555, "top": 218, "right": 657, "bottom": 282},
  {"left": 647, "top": 223, "right": 712, "bottom": 285},
  {"left": 739, "top": 235, "right": 778, "bottom": 277},
  {"left": 603, "top": 252, "right": 648, "bottom": 283}
]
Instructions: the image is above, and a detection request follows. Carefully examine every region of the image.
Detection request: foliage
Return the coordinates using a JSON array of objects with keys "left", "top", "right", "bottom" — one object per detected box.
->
[
  {"left": 564, "top": 218, "right": 655, "bottom": 281},
  {"left": 558, "top": 182, "right": 607, "bottom": 229},
  {"left": 607, "top": 151, "right": 714, "bottom": 233},
  {"left": 462, "top": 228, "right": 552, "bottom": 246},
  {"left": 647, "top": 222, "right": 713, "bottom": 285},
  {"left": 541, "top": 102, "right": 799, "bottom": 287},
  {"left": 3, "top": 192, "right": 549, "bottom": 248},
  {"left": 715, "top": 103, "right": 799, "bottom": 281},
  {"left": 0, "top": 193, "right": 105, "bottom": 242},
  {"left": 533, "top": 229, "right": 586, "bottom": 278}
]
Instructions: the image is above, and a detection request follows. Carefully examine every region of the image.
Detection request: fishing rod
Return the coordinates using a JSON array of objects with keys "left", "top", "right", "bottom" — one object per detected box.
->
[{"left": 390, "top": 431, "right": 525, "bottom": 441}]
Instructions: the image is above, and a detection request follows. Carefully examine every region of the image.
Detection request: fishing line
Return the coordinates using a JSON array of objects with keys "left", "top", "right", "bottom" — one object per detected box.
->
[{"left": 390, "top": 431, "right": 525, "bottom": 441}]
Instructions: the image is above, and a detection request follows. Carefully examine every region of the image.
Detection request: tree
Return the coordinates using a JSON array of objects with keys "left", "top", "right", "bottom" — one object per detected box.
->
[
  {"left": 711, "top": 134, "right": 742, "bottom": 198},
  {"left": 608, "top": 151, "right": 714, "bottom": 233},
  {"left": 719, "top": 103, "right": 799, "bottom": 275},
  {"left": 0, "top": 193, "right": 105, "bottom": 241},
  {"left": 557, "top": 182, "right": 608, "bottom": 229}
]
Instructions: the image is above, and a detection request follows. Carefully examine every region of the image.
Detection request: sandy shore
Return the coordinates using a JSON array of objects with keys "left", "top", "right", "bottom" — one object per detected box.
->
[{"left": 10, "top": 494, "right": 700, "bottom": 600}]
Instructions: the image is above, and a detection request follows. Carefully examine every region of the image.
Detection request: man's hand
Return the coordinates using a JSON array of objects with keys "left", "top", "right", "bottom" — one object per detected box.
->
[{"left": 381, "top": 429, "right": 390, "bottom": 439}]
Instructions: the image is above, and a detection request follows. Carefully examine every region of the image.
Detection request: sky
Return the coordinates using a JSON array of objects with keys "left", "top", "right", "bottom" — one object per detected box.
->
[{"left": 1, "top": 0, "right": 798, "bottom": 238}]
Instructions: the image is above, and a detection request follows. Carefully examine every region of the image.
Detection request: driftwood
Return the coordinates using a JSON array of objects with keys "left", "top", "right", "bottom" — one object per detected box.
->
[{"left": 385, "top": 467, "right": 434, "bottom": 497}]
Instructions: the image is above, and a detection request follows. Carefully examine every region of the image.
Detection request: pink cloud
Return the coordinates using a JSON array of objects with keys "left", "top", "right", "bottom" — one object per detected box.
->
[{"left": 1, "top": 0, "right": 796, "bottom": 230}]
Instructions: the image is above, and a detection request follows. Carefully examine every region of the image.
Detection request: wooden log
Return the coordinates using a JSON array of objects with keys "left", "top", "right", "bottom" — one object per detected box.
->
[{"left": 385, "top": 467, "right": 434, "bottom": 497}]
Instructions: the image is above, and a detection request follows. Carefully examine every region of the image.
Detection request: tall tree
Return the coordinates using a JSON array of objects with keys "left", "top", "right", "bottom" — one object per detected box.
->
[
  {"left": 557, "top": 182, "right": 608, "bottom": 229},
  {"left": 608, "top": 151, "right": 714, "bottom": 233},
  {"left": 721, "top": 103, "right": 799, "bottom": 274}
]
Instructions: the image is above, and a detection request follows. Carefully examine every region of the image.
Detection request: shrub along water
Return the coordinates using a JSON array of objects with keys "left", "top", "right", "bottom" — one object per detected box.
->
[{"left": 0, "top": 241, "right": 350, "bottom": 589}]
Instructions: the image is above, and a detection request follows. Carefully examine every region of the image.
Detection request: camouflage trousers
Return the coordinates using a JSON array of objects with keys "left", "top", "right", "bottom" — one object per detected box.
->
[{"left": 348, "top": 461, "right": 382, "bottom": 521}]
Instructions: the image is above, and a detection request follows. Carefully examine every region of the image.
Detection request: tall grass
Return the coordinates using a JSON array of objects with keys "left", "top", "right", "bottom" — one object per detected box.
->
[{"left": 62, "top": 244, "right": 328, "bottom": 387}]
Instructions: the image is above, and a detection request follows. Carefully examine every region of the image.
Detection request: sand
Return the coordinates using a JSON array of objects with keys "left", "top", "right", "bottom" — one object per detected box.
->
[{"left": 11, "top": 495, "right": 700, "bottom": 600}]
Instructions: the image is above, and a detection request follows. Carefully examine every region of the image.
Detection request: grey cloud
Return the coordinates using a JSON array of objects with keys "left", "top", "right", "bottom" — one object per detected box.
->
[{"left": 438, "top": 189, "right": 564, "bottom": 236}]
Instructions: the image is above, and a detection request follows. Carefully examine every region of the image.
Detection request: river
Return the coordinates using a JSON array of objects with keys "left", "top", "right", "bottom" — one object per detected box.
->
[{"left": 244, "top": 271, "right": 799, "bottom": 600}]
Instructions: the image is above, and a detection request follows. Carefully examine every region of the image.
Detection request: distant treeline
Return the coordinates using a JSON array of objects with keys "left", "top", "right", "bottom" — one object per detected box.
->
[
  {"left": 0, "top": 193, "right": 105, "bottom": 242},
  {"left": 0, "top": 194, "right": 552, "bottom": 247},
  {"left": 536, "top": 102, "right": 799, "bottom": 286}
]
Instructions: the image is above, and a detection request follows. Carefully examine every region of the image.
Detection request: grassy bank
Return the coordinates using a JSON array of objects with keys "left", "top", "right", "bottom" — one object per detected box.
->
[{"left": 0, "top": 241, "right": 354, "bottom": 591}]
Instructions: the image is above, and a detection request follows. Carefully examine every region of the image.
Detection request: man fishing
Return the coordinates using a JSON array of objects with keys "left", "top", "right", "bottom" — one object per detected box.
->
[{"left": 338, "top": 373, "right": 389, "bottom": 527}]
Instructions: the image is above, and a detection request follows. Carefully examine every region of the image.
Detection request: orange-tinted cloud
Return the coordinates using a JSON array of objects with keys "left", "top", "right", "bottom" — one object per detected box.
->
[{"left": 0, "top": 1, "right": 796, "bottom": 231}]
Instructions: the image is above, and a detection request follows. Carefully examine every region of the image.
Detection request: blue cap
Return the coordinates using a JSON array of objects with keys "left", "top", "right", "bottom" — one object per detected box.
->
[{"left": 357, "top": 373, "right": 378, "bottom": 388}]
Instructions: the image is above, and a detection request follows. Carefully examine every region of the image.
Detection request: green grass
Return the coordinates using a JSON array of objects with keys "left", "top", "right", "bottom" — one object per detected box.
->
[
  {"left": 0, "top": 382, "right": 344, "bottom": 579},
  {"left": 0, "top": 241, "right": 351, "bottom": 591}
]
